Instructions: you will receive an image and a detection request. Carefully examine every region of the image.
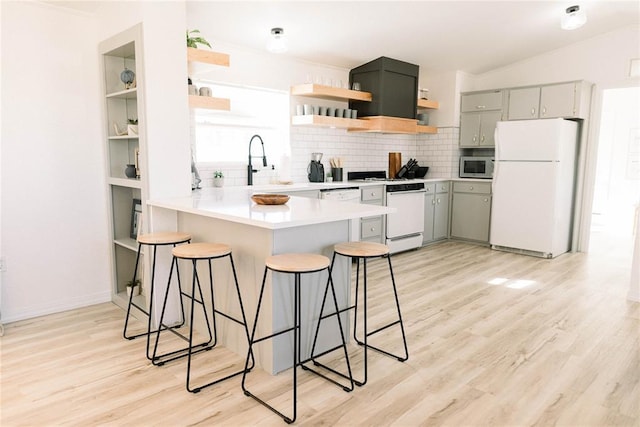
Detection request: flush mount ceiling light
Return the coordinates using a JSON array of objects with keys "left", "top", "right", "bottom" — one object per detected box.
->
[
  {"left": 266, "top": 27, "right": 288, "bottom": 53},
  {"left": 561, "top": 5, "right": 587, "bottom": 30}
]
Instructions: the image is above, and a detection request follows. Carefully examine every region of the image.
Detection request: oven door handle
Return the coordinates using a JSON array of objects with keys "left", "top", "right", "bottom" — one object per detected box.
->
[{"left": 387, "top": 190, "right": 426, "bottom": 195}]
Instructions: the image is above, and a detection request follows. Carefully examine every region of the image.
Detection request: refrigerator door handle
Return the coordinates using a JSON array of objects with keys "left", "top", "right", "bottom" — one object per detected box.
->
[{"left": 493, "top": 126, "right": 500, "bottom": 192}]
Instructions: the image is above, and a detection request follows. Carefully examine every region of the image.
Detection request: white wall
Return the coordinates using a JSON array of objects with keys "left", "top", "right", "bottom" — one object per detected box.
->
[
  {"left": 469, "top": 25, "right": 640, "bottom": 91},
  {"left": 1, "top": 1, "right": 110, "bottom": 322},
  {"left": 0, "top": 0, "right": 192, "bottom": 323}
]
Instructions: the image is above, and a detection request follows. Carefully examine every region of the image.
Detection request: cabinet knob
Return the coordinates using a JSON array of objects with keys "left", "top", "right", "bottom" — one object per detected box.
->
[
  {"left": 531, "top": 108, "right": 536, "bottom": 116},
  {"left": 370, "top": 227, "right": 376, "bottom": 232},
  {"left": 473, "top": 136, "right": 477, "bottom": 142},
  {"left": 476, "top": 105, "right": 486, "bottom": 109},
  {"left": 469, "top": 186, "right": 474, "bottom": 190},
  {"left": 432, "top": 199, "right": 436, "bottom": 205},
  {"left": 542, "top": 107, "right": 547, "bottom": 116},
  {"left": 480, "top": 135, "right": 485, "bottom": 142},
  {"left": 484, "top": 198, "right": 489, "bottom": 202},
  {"left": 436, "top": 198, "right": 440, "bottom": 204},
  {"left": 371, "top": 192, "right": 375, "bottom": 196}
]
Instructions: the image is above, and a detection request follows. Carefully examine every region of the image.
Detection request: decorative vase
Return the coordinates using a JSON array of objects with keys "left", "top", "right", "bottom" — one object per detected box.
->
[
  {"left": 213, "top": 177, "right": 224, "bottom": 187},
  {"left": 120, "top": 68, "right": 135, "bottom": 90},
  {"left": 127, "top": 124, "right": 138, "bottom": 135},
  {"left": 126, "top": 285, "right": 140, "bottom": 297},
  {"left": 125, "top": 164, "right": 137, "bottom": 179}
]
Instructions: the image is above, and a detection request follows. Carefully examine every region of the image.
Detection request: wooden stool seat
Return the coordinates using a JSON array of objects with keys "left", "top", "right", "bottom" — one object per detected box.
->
[
  {"left": 334, "top": 241, "right": 389, "bottom": 258},
  {"left": 265, "top": 253, "right": 330, "bottom": 273},
  {"left": 137, "top": 231, "right": 192, "bottom": 245},
  {"left": 172, "top": 242, "right": 231, "bottom": 259}
]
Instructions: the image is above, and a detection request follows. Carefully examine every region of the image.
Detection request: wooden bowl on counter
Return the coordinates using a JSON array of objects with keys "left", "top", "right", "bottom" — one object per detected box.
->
[{"left": 251, "top": 194, "right": 290, "bottom": 205}]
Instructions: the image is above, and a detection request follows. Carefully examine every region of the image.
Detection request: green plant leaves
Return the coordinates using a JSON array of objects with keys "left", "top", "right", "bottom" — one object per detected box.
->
[{"left": 186, "top": 29, "right": 212, "bottom": 49}]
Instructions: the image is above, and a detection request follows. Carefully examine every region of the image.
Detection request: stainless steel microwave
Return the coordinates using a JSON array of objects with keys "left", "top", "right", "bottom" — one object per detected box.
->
[{"left": 459, "top": 156, "right": 494, "bottom": 179}]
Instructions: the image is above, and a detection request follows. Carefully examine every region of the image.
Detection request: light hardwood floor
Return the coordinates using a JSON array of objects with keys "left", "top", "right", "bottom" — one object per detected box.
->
[{"left": 1, "top": 241, "right": 638, "bottom": 426}]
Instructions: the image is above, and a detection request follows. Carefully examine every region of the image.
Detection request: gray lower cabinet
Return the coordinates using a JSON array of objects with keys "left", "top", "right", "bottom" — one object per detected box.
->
[
  {"left": 423, "top": 181, "right": 450, "bottom": 244},
  {"left": 450, "top": 181, "right": 492, "bottom": 243},
  {"left": 360, "top": 185, "right": 384, "bottom": 243}
]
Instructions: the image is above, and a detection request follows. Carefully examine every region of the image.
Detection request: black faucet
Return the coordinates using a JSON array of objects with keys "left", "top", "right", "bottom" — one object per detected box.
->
[{"left": 248, "top": 134, "right": 267, "bottom": 186}]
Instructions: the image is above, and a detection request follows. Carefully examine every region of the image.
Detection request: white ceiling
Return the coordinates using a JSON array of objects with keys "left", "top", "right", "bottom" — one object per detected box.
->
[
  {"left": 185, "top": 1, "right": 640, "bottom": 74},
  {"left": 50, "top": 0, "right": 639, "bottom": 74}
]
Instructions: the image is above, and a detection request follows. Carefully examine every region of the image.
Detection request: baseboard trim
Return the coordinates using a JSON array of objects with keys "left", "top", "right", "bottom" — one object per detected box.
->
[{"left": 1, "top": 291, "right": 112, "bottom": 324}]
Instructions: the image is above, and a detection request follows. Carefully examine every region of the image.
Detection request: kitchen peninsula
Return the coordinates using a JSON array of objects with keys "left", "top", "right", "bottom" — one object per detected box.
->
[{"left": 147, "top": 187, "right": 393, "bottom": 374}]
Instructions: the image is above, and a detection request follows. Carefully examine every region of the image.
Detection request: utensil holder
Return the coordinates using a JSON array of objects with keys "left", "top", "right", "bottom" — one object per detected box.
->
[
  {"left": 331, "top": 168, "right": 343, "bottom": 182},
  {"left": 389, "top": 153, "right": 401, "bottom": 179}
]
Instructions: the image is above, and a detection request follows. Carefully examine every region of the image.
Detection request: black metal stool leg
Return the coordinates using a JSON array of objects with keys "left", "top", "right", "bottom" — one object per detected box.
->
[
  {"left": 305, "top": 255, "right": 355, "bottom": 391},
  {"left": 151, "top": 257, "right": 213, "bottom": 367},
  {"left": 386, "top": 255, "right": 408, "bottom": 362},
  {"left": 123, "top": 243, "right": 144, "bottom": 340}
]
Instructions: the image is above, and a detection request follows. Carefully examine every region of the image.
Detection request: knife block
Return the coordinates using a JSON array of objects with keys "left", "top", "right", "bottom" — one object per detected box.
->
[{"left": 389, "top": 152, "right": 401, "bottom": 179}]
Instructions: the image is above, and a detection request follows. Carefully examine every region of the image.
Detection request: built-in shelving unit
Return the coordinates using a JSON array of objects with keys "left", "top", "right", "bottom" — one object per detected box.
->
[
  {"left": 100, "top": 25, "right": 147, "bottom": 309},
  {"left": 187, "top": 47, "right": 230, "bottom": 110}
]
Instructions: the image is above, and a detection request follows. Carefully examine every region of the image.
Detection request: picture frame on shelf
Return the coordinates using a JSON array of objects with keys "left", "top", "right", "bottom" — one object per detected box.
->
[{"left": 130, "top": 198, "right": 142, "bottom": 239}]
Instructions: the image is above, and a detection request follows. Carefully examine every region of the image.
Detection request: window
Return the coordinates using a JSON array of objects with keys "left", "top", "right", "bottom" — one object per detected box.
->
[{"left": 193, "top": 83, "right": 290, "bottom": 165}]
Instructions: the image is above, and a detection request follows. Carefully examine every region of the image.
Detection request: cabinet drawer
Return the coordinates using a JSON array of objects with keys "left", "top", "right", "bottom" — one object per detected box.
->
[
  {"left": 461, "top": 91, "right": 503, "bottom": 112},
  {"left": 423, "top": 183, "right": 436, "bottom": 193},
  {"left": 436, "top": 181, "right": 449, "bottom": 193},
  {"left": 361, "top": 216, "right": 382, "bottom": 239},
  {"left": 361, "top": 186, "right": 383, "bottom": 202},
  {"left": 453, "top": 181, "right": 492, "bottom": 194}
]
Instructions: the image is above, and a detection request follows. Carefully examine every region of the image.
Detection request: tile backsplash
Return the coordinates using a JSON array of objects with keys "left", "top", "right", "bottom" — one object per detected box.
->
[{"left": 196, "top": 126, "right": 460, "bottom": 187}]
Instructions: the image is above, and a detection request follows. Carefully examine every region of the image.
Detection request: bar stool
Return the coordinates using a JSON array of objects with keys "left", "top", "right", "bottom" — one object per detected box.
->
[
  {"left": 242, "top": 253, "right": 354, "bottom": 424},
  {"left": 152, "top": 242, "right": 254, "bottom": 393},
  {"left": 123, "top": 231, "right": 192, "bottom": 360},
  {"left": 310, "top": 241, "right": 408, "bottom": 387}
]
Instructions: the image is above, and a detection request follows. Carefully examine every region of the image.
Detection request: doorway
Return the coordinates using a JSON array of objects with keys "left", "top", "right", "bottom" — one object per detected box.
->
[{"left": 589, "top": 87, "right": 640, "bottom": 258}]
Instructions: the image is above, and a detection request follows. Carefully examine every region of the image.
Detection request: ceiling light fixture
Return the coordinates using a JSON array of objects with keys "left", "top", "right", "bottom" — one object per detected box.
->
[
  {"left": 561, "top": 5, "right": 587, "bottom": 30},
  {"left": 266, "top": 27, "right": 288, "bottom": 53}
]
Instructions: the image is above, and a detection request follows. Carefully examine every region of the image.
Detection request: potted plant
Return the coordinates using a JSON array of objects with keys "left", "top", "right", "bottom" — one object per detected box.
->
[
  {"left": 213, "top": 171, "right": 224, "bottom": 187},
  {"left": 186, "top": 29, "right": 211, "bottom": 49},
  {"left": 126, "top": 278, "right": 141, "bottom": 297},
  {"left": 127, "top": 119, "right": 138, "bottom": 136}
]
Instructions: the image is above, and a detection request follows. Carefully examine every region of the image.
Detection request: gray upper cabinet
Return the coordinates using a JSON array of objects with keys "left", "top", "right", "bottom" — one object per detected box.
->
[
  {"left": 540, "top": 82, "right": 577, "bottom": 118},
  {"left": 507, "top": 87, "right": 541, "bottom": 120},
  {"left": 507, "top": 82, "right": 583, "bottom": 120},
  {"left": 461, "top": 91, "right": 504, "bottom": 112},
  {"left": 460, "top": 90, "right": 504, "bottom": 148},
  {"left": 460, "top": 110, "right": 502, "bottom": 147}
]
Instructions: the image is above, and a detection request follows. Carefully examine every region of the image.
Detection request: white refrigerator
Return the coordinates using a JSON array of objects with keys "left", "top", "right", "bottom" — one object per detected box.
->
[{"left": 490, "top": 118, "right": 579, "bottom": 258}]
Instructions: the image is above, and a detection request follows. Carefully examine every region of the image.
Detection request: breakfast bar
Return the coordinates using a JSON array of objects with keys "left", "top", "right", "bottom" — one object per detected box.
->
[{"left": 146, "top": 188, "right": 393, "bottom": 374}]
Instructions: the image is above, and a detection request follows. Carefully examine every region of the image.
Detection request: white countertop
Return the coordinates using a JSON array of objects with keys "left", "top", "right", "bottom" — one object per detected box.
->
[
  {"left": 148, "top": 187, "right": 394, "bottom": 230},
  {"left": 233, "top": 177, "right": 492, "bottom": 193}
]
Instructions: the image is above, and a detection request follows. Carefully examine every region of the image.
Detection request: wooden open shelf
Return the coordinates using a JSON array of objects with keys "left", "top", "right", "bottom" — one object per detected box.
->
[
  {"left": 187, "top": 47, "right": 229, "bottom": 67},
  {"left": 291, "top": 84, "right": 372, "bottom": 102},
  {"left": 188, "top": 95, "right": 230, "bottom": 111},
  {"left": 417, "top": 99, "right": 440, "bottom": 109},
  {"left": 416, "top": 124, "right": 438, "bottom": 134},
  {"left": 292, "top": 114, "right": 369, "bottom": 129},
  {"left": 348, "top": 116, "right": 418, "bottom": 134}
]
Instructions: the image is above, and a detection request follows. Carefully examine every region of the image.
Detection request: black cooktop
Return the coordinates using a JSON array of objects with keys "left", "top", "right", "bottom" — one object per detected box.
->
[{"left": 347, "top": 170, "right": 417, "bottom": 182}]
